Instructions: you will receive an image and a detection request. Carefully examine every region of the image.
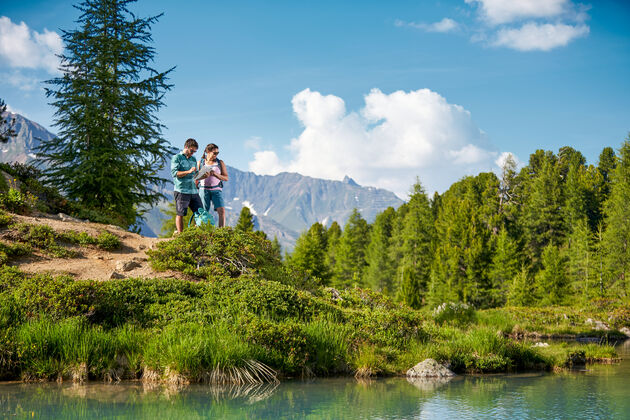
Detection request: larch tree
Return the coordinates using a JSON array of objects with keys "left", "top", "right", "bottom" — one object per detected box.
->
[
  {"left": 601, "top": 137, "right": 630, "bottom": 295},
  {"left": 0, "top": 99, "right": 16, "bottom": 144},
  {"left": 235, "top": 206, "right": 255, "bottom": 232},
  {"left": 37, "top": 0, "right": 174, "bottom": 228},
  {"left": 364, "top": 206, "right": 397, "bottom": 295},
  {"left": 288, "top": 222, "right": 330, "bottom": 283},
  {"left": 331, "top": 209, "right": 370, "bottom": 288}
]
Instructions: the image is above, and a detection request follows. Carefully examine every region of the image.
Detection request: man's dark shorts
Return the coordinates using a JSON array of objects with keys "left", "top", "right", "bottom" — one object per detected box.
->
[{"left": 174, "top": 191, "right": 203, "bottom": 216}]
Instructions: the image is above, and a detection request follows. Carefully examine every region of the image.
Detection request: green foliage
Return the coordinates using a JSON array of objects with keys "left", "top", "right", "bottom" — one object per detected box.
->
[
  {"left": 488, "top": 228, "right": 520, "bottom": 306},
  {"left": 148, "top": 225, "right": 294, "bottom": 285},
  {"left": 601, "top": 137, "right": 630, "bottom": 295},
  {"left": 38, "top": 0, "right": 174, "bottom": 228},
  {"left": 0, "top": 98, "right": 16, "bottom": 144},
  {"left": 535, "top": 243, "right": 569, "bottom": 305},
  {"left": 235, "top": 206, "right": 255, "bottom": 232},
  {"left": 364, "top": 207, "right": 396, "bottom": 295},
  {"left": 287, "top": 222, "right": 330, "bottom": 284},
  {"left": 0, "top": 241, "right": 32, "bottom": 265},
  {"left": 507, "top": 265, "right": 535, "bottom": 306},
  {"left": 331, "top": 209, "right": 370, "bottom": 288},
  {"left": 96, "top": 231, "right": 122, "bottom": 250}
]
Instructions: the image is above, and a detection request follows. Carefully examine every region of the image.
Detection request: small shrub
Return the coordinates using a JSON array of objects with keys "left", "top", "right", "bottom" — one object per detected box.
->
[
  {"left": 96, "top": 231, "right": 121, "bottom": 250},
  {"left": 0, "top": 187, "right": 27, "bottom": 214},
  {"left": 0, "top": 241, "right": 32, "bottom": 265},
  {"left": 0, "top": 209, "right": 12, "bottom": 227}
]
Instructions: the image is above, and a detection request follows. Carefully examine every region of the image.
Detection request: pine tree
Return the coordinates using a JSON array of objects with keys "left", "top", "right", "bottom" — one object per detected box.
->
[
  {"left": 288, "top": 222, "right": 330, "bottom": 283},
  {"left": 597, "top": 146, "right": 616, "bottom": 202},
  {"left": 364, "top": 207, "right": 396, "bottom": 295},
  {"left": 271, "top": 237, "right": 282, "bottom": 261},
  {"left": 0, "top": 99, "right": 16, "bottom": 143},
  {"left": 507, "top": 265, "right": 535, "bottom": 306},
  {"left": 428, "top": 174, "right": 498, "bottom": 307},
  {"left": 535, "top": 243, "right": 569, "bottom": 305},
  {"left": 601, "top": 137, "right": 630, "bottom": 295},
  {"left": 566, "top": 218, "right": 594, "bottom": 299},
  {"left": 396, "top": 182, "right": 434, "bottom": 304},
  {"left": 399, "top": 267, "right": 422, "bottom": 308},
  {"left": 235, "top": 206, "right": 255, "bottom": 232},
  {"left": 331, "top": 209, "right": 370, "bottom": 288},
  {"left": 488, "top": 228, "right": 520, "bottom": 306},
  {"left": 324, "top": 221, "right": 342, "bottom": 275},
  {"left": 521, "top": 152, "right": 565, "bottom": 266},
  {"left": 37, "top": 0, "right": 174, "bottom": 228}
]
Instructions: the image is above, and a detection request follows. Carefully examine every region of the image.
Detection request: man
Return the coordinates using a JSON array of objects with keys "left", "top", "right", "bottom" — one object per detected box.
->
[{"left": 171, "top": 138, "right": 204, "bottom": 234}]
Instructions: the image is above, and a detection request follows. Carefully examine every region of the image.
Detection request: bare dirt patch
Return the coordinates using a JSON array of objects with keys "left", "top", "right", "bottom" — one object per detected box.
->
[{"left": 5, "top": 212, "right": 186, "bottom": 281}]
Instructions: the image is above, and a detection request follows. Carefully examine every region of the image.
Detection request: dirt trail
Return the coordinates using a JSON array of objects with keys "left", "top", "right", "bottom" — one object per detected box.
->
[{"left": 5, "top": 212, "right": 186, "bottom": 281}]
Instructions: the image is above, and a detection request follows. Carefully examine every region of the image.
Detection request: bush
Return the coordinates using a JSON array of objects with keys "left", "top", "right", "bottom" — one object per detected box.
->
[
  {"left": 96, "top": 231, "right": 121, "bottom": 250},
  {"left": 0, "top": 209, "right": 13, "bottom": 227},
  {"left": 148, "top": 226, "right": 296, "bottom": 286}
]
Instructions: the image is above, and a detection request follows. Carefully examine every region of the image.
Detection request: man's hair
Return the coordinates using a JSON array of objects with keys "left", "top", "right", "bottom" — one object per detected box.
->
[{"left": 184, "top": 138, "right": 198, "bottom": 149}]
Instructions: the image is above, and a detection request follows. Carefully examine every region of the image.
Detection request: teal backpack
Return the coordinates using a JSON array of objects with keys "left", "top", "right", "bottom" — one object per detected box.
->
[{"left": 188, "top": 208, "right": 216, "bottom": 228}]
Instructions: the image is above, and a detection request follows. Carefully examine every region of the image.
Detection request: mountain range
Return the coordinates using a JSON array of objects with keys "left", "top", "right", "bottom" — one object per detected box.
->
[{"left": 1, "top": 112, "right": 404, "bottom": 250}]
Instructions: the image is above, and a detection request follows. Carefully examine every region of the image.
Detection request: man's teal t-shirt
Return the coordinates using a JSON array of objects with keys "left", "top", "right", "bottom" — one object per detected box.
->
[{"left": 171, "top": 152, "right": 198, "bottom": 194}]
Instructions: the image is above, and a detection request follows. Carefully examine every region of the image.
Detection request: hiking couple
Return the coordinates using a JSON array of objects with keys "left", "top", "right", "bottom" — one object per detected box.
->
[{"left": 171, "top": 138, "right": 228, "bottom": 234}]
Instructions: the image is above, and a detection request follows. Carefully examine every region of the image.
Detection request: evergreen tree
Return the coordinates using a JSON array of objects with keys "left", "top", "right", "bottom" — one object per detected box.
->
[
  {"left": 488, "top": 228, "right": 520, "bottom": 306},
  {"left": 324, "top": 221, "right": 342, "bottom": 273},
  {"left": 566, "top": 218, "right": 594, "bottom": 299},
  {"left": 399, "top": 267, "right": 422, "bottom": 308},
  {"left": 271, "top": 237, "right": 282, "bottom": 261},
  {"left": 535, "top": 243, "right": 569, "bottom": 305},
  {"left": 364, "top": 207, "right": 397, "bottom": 295},
  {"left": 331, "top": 209, "right": 370, "bottom": 288},
  {"left": 601, "top": 137, "right": 630, "bottom": 295},
  {"left": 507, "top": 265, "right": 535, "bottom": 306},
  {"left": 396, "top": 182, "right": 435, "bottom": 304},
  {"left": 597, "top": 146, "right": 616, "bottom": 200},
  {"left": 235, "top": 206, "right": 255, "bottom": 232},
  {"left": 0, "top": 99, "right": 16, "bottom": 143},
  {"left": 288, "top": 222, "right": 330, "bottom": 283},
  {"left": 521, "top": 152, "right": 565, "bottom": 266},
  {"left": 497, "top": 153, "right": 519, "bottom": 229},
  {"left": 37, "top": 0, "right": 174, "bottom": 227},
  {"left": 428, "top": 174, "right": 498, "bottom": 307}
]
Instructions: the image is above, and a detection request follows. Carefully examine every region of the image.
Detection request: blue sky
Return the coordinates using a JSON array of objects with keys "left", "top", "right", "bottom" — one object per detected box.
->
[{"left": 1, "top": 0, "right": 629, "bottom": 196}]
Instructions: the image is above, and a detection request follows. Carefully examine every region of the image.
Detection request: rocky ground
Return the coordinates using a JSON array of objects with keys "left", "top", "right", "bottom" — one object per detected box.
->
[{"left": 3, "top": 212, "right": 186, "bottom": 281}]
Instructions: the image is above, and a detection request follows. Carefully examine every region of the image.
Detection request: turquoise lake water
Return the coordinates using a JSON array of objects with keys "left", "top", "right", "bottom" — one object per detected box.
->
[{"left": 2, "top": 340, "right": 629, "bottom": 419}]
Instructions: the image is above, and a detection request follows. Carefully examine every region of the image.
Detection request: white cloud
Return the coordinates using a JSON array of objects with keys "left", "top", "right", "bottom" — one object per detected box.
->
[
  {"left": 493, "top": 22, "right": 589, "bottom": 51},
  {"left": 244, "top": 136, "right": 263, "bottom": 150},
  {"left": 1, "top": 70, "right": 41, "bottom": 91},
  {"left": 0, "top": 16, "right": 62, "bottom": 73},
  {"left": 249, "top": 88, "right": 505, "bottom": 197},
  {"left": 397, "top": 18, "right": 459, "bottom": 33},
  {"left": 465, "top": 0, "right": 569, "bottom": 25}
]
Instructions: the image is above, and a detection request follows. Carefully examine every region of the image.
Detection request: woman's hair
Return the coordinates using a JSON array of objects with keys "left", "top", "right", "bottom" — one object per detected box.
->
[{"left": 203, "top": 143, "right": 218, "bottom": 161}]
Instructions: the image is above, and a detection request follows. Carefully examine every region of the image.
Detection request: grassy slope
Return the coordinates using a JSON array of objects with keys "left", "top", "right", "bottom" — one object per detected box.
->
[{"left": 0, "top": 210, "right": 625, "bottom": 383}]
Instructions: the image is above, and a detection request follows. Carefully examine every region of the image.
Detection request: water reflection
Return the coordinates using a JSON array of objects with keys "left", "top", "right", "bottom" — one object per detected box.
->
[{"left": 1, "top": 341, "right": 629, "bottom": 419}]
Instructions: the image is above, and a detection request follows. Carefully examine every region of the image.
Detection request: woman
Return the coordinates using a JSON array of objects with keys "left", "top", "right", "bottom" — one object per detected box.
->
[{"left": 197, "top": 143, "right": 229, "bottom": 227}]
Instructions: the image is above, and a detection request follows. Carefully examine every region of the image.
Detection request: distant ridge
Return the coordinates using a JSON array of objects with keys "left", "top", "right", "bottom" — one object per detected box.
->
[{"left": 3, "top": 112, "right": 405, "bottom": 250}]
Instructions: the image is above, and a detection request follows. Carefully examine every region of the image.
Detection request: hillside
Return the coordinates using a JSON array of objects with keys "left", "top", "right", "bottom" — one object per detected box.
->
[
  {"left": 1, "top": 211, "right": 183, "bottom": 281},
  {"left": 2, "top": 111, "right": 404, "bottom": 249}
]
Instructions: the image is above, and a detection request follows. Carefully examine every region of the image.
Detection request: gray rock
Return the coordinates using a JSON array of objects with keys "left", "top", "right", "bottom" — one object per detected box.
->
[
  {"left": 109, "top": 271, "right": 125, "bottom": 279},
  {"left": 407, "top": 358, "right": 455, "bottom": 378},
  {"left": 620, "top": 327, "right": 630, "bottom": 337},
  {"left": 115, "top": 260, "right": 141, "bottom": 272},
  {"left": 585, "top": 318, "right": 609, "bottom": 331}
]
